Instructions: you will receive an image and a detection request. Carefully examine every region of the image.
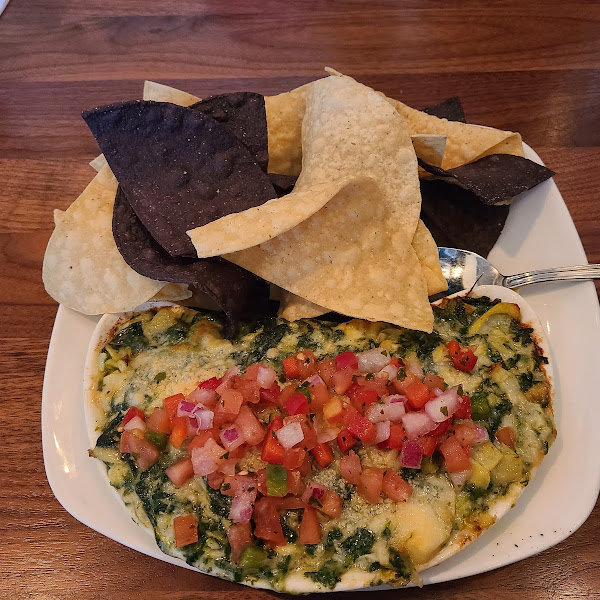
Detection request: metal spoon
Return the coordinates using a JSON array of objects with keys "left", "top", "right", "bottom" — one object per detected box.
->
[{"left": 435, "top": 247, "right": 600, "bottom": 298}]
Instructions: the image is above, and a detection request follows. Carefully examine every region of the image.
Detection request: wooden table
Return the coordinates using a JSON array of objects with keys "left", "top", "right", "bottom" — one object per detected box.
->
[{"left": 2, "top": 1, "right": 599, "bottom": 598}]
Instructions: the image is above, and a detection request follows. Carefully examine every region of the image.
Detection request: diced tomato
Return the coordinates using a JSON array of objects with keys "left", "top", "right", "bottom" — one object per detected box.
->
[
  {"left": 278, "top": 384, "right": 298, "bottom": 408},
  {"left": 228, "top": 522, "right": 253, "bottom": 563},
  {"left": 347, "top": 414, "right": 377, "bottom": 445},
  {"left": 283, "top": 447, "right": 307, "bottom": 471},
  {"left": 206, "top": 471, "right": 224, "bottom": 490},
  {"left": 403, "top": 380, "right": 430, "bottom": 409},
  {"left": 261, "top": 420, "right": 285, "bottom": 464},
  {"left": 283, "top": 414, "right": 307, "bottom": 425},
  {"left": 454, "top": 421, "right": 478, "bottom": 447},
  {"left": 123, "top": 406, "right": 145, "bottom": 426},
  {"left": 164, "top": 393, "right": 185, "bottom": 425},
  {"left": 187, "top": 429, "right": 217, "bottom": 451},
  {"left": 165, "top": 457, "right": 194, "bottom": 487},
  {"left": 256, "top": 469, "right": 268, "bottom": 495},
  {"left": 429, "top": 419, "right": 450, "bottom": 437},
  {"left": 212, "top": 402, "right": 236, "bottom": 428},
  {"left": 316, "top": 357, "right": 337, "bottom": 387},
  {"left": 299, "top": 507, "right": 321, "bottom": 544},
  {"left": 234, "top": 378, "right": 260, "bottom": 404},
  {"left": 234, "top": 405, "right": 265, "bottom": 446},
  {"left": 423, "top": 374, "right": 445, "bottom": 392},
  {"left": 454, "top": 395, "right": 472, "bottom": 419},
  {"left": 170, "top": 416, "right": 189, "bottom": 448},
  {"left": 311, "top": 442, "right": 334, "bottom": 468},
  {"left": 296, "top": 350, "right": 318, "bottom": 379},
  {"left": 391, "top": 372, "right": 419, "bottom": 395},
  {"left": 253, "top": 497, "right": 286, "bottom": 546},
  {"left": 357, "top": 467, "right": 383, "bottom": 503},
  {"left": 173, "top": 514, "right": 198, "bottom": 547},
  {"left": 339, "top": 450, "right": 362, "bottom": 485},
  {"left": 309, "top": 382, "right": 330, "bottom": 409},
  {"left": 146, "top": 407, "right": 171, "bottom": 434},
  {"left": 386, "top": 423, "right": 407, "bottom": 450},
  {"left": 300, "top": 422, "right": 318, "bottom": 451},
  {"left": 340, "top": 403, "right": 359, "bottom": 427},
  {"left": 439, "top": 435, "right": 472, "bottom": 472},
  {"left": 447, "top": 340, "right": 478, "bottom": 372},
  {"left": 337, "top": 428, "right": 357, "bottom": 453},
  {"left": 199, "top": 377, "right": 222, "bottom": 390},
  {"left": 227, "top": 444, "right": 247, "bottom": 460},
  {"left": 286, "top": 469, "right": 305, "bottom": 496},
  {"left": 335, "top": 351, "right": 358, "bottom": 370},
  {"left": 419, "top": 436, "right": 437, "bottom": 457},
  {"left": 332, "top": 367, "right": 354, "bottom": 395},
  {"left": 496, "top": 426, "right": 517, "bottom": 449},
  {"left": 221, "top": 389, "right": 244, "bottom": 415},
  {"left": 286, "top": 392, "right": 310, "bottom": 415},
  {"left": 318, "top": 490, "right": 343, "bottom": 518},
  {"left": 273, "top": 496, "right": 308, "bottom": 510},
  {"left": 299, "top": 453, "right": 312, "bottom": 477},
  {"left": 260, "top": 382, "right": 281, "bottom": 404},
  {"left": 242, "top": 363, "right": 261, "bottom": 381},
  {"left": 283, "top": 356, "right": 300, "bottom": 380},
  {"left": 323, "top": 396, "right": 344, "bottom": 423},
  {"left": 382, "top": 470, "right": 413, "bottom": 502},
  {"left": 119, "top": 430, "right": 161, "bottom": 470},
  {"left": 355, "top": 376, "right": 388, "bottom": 398}
]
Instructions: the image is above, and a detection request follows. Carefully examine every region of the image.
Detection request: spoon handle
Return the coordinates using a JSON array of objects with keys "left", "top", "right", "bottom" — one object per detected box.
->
[{"left": 504, "top": 265, "right": 600, "bottom": 288}]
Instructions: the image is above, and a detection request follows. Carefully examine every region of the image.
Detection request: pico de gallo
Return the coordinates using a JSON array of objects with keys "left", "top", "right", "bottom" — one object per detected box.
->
[{"left": 89, "top": 297, "right": 554, "bottom": 592}]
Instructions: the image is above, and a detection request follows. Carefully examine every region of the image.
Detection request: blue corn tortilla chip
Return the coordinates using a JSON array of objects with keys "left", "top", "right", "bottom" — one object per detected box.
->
[
  {"left": 190, "top": 92, "right": 268, "bottom": 171},
  {"left": 112, "top": 188, "right": 272, "bottom": 337},
  {"left": 422, "top": 97, "right": 466, "bottom": 123},
  {"left": 418, "top": 154, "right": 554, "bottom": 205},
  {"left": 420, "top": 179, "right": 510, "bottom": 258},
  {"left": 83, "top": 101, "right": 276, "bottom": 257},
  {"left": 268, "top": 173, "right": 298, "bottom": 197}
]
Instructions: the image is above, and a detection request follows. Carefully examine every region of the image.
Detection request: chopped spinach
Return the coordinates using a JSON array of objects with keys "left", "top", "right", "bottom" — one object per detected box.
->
[
  {"left": 389, "top": 549, "right": 412, "bottom": 578},
  {"left": 206, "top": 484, "right": 232, "bottom": 518},
  {"left": 94, "top": 414, "right": 123, "bottom": 448},
  {"left": 518, "top": 371, "right": 534, "bottom": 392},
  {"left": 109, "top": 321, "right": 148, "bottom": 354},
  {"left": 325, "top": 527, "right": 343, "bottom": 549},
  {"left": 340, "top": 528, "right": 375, "bottom": 560},
  {"left": 305, "top": 560, "right": 344, "bottom": 589},
  {"left": 232, "top": 321, "right": 291, "bottom": 368}
]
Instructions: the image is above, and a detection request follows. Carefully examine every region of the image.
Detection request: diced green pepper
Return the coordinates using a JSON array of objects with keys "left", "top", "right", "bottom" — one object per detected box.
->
[
  {"left": 145, "top": 430, "right": 167, "bottom": 451},
  {"left": 239, "top": 545, "right": 267, "bottom": 569},
  {"left": 471, "top": 394, "right": 491, "bottom": 420},
  {"left": 266, "top": 464, "right": 288, "bottom": 497}
]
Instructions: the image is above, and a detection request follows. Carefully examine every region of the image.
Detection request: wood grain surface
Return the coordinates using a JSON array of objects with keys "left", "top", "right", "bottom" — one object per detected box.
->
[{"left": 1, "top": 1, "right": 599, "bottom": 598}]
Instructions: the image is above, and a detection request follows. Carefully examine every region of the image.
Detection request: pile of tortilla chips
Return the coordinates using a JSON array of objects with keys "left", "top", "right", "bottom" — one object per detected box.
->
[{"left": 43, "top": 69, "right": 553, "bottom": 336}]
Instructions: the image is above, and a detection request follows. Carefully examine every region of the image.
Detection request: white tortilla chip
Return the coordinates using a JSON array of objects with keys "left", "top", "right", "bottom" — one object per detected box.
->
[{"left": 43, "top": 167, "right": 166, "bottom": 314}]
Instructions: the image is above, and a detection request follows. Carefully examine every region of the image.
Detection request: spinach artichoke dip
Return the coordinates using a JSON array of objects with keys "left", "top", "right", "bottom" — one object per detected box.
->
[{"left": 87, "top": 295, "right": 555, "bottom": 593}]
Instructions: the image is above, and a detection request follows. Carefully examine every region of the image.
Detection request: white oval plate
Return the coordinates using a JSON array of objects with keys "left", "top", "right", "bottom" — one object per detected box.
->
[{"left": 42, "top": 143, "right": 600, "bottom": 587}]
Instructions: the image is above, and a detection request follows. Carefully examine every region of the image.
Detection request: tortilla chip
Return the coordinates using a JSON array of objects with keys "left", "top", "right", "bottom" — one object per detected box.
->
[
  {"left": 142, "top": 81, "right": 200, "bottom": 106},
  {"left": 422, "top": 97, "right": 466, "bottom": 123},
  {"left": 190, "top": 92, "right": 268, "bottom": 171},
  {"left": 43, "top": 168, "right": 165, "bottom": 314},
  {"left": 83, "top": 101, "right": 276, "bottom": 257},
  {"left": 111, "top": 187, "right": 269, "bottom": 337},
  {"left": 219, "top": 75, "right": 432, "bottom": 332},
  {"left": 278, "top": 291, "right": 329, "bottom": 321},
  {"left": 411, "top": 134, "right": 446, "bottom": 168},
  {"left": 420, "top": 179, "right": 510, "bottom": 257},
  {"left": 412, "top": 220, "right": 447, "bottom": 295},
  {"left": 418, "top": 154, "right": 555, "bottom": 205},
  {"left": 151, "top": 283, "right": 192, "bottom": 302},
  {"left": 89, "top": 153, "right": 108, "bottom": 172},
  {"left": 268, "top": 173, "right": 298, "bottom": 196}
]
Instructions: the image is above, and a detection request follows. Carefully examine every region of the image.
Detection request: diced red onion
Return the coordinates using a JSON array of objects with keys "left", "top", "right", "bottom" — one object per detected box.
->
[
  {"left": 402, "top": 411, "right": 436, "bottom": 438},
  {"left": 384, "top": 394, "right": 406, "bottom": 404},
  {"left": 424, "top": 386, "right": 461, "bottom": 423},
  {"left": 177, "top": 400, "right": 196, "bottom": 417},
  {"left": 308, "top": 374, "right": 325, "bottom": 387},
  {"left": 257, "top": 365, "right": 277, "bottom": 389},
  {"left": 191, "top": 446, "right": 218, "bottom": 476},
  {"left": 235, "top": 475, "right": 258, "bottom": 496},
  {"left": 473, "top": 425, "right": 489, "bottom": 445},
  {"left": 301, "top": 481, "right": 327, "bottom": 503},
  {"left": 317, "top": 427, "right": 340, "bottom": 443},
  {"left": 374, "top": 421, "right": 391, "bottom": 444},
  {"left": 275, "top": 422, "right": 304, "bottom": 449},
  {"left": 366, "top": 402, "right": 405, "bottom": 423},
  {"left": 401, "top": 439, "right": 423, "bottom": 469},
  {"left": 449, "top": 469, "right": 472, "bottom": 487},
  {"left": 187, "top": 387, "right": 217, "bottom": 405},
  {"left": 192, "top": 405, "right": 214, "bottom": 431},
  {"left": 220, "top": 426, "right": 244, "bottom": 451},
  {"left": 123, "top": 416, "right": 146, "bottom": 432},
  {"left": 229, "top": 493, "right": 254, "bottom": 523},
  {"left": 377, "top": 364, "right": 398, "bottom": 381},
  {"left": 357, "top": 349, "right": 391, "bottom": 373},
  {"left": 405, "top": 357, "right": 424, "bottom": 378}
]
